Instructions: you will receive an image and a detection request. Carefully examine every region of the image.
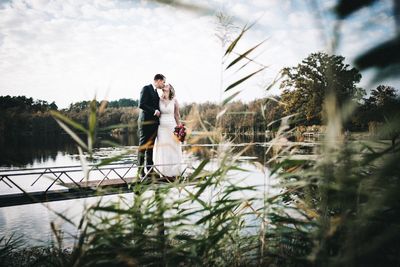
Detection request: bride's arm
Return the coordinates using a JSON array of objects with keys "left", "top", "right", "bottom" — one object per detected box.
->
[{"left": 174, "top": 99, "right": 181, "bottom": 125}]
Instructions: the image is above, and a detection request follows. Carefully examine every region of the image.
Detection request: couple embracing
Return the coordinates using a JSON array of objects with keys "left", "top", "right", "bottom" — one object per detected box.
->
[{"left": 137, "top": 74, "right": 183, "bottom": 179}]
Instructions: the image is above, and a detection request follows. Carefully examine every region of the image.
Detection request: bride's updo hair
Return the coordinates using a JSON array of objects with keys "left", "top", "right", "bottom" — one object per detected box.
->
[{"left": 168, "top": 84, "right": 175, "bottom": 100}]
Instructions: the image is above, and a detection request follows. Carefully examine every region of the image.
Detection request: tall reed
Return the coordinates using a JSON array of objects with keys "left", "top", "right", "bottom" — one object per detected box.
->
[{"left": 1, "top": 2, "right": 399, "bottom": 266}]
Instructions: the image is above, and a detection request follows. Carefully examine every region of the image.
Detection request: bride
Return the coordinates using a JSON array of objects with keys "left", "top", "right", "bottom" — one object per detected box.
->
[{"left": 153, "top": 84, "right": 183, "bottom": 177}]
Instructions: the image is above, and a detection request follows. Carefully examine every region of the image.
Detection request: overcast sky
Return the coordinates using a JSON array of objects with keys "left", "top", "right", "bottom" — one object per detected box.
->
[{"left": 0, "top": 0, "right": 397, "bottom": 108}]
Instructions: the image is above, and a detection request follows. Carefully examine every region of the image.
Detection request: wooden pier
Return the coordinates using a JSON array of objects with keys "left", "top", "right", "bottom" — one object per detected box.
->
[
  {"left": 0, "top": 142, "right": 320, "bottom": 208},
  {"left": 0, "top": 162, "right": 190, "bottom": 208}
]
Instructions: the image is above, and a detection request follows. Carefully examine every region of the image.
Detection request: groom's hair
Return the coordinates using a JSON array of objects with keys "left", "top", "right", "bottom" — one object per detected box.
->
[{"left": 154, "top": 74, "right": 165, "bottom": 81}]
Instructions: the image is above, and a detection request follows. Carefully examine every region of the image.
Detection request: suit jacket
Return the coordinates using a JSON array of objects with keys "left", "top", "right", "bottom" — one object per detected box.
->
[{"left": 138, "top": 84, "right": 160, "bottom": 126}]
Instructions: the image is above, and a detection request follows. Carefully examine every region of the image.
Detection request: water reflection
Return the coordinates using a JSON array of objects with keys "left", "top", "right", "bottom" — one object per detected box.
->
[
  {"left": 0, "top": 135, "right": 75, "bottom": 167},
  {"left": 0, "top": 133, "right": 266, "bottom": 168},
  {"left": 187, "top": 134, "right": 268, "bottom": 162},
  {"left": 0, "top": 161, "right": 271, "bottom": 248},
  {"left": 0, "top": 133, "right": 138, "bottom": 167},
  {"left": 0, "top": 133, "right": 272, "bottom": 247},
  {"left": 0, "top": 194, "right": 135, "bottom": 247}
]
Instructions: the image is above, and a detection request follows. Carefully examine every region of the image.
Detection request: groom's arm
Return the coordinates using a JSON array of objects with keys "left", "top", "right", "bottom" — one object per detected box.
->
[{"left": 139, "top": 86, "right": 157, "bottom": 115}]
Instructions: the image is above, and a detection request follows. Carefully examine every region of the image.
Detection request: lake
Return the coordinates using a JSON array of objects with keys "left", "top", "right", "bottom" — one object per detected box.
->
[{"left": 0, "top": 134, "right": 273, "bottom": 247}]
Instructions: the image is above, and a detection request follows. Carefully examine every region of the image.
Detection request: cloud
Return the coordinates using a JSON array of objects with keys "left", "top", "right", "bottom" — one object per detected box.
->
[
  {"left": 0, "top": 0, "right": 223, "bottom": 107},
  {"left": 0, "top": 0, "right": 398, "bottom": 108}
]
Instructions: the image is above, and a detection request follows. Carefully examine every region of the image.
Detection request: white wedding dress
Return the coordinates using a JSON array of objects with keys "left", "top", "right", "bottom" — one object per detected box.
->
[{"left": 153, "top": 98, "right": 183, "bottom": 177}]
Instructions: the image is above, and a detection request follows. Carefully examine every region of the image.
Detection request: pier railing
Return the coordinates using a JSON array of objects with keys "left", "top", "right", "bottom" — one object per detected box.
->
[
  {"left": 0, "top": 141, "right": 319, "bottom": 207},
  {"left": 0, "top": 161, "right": 192, "bottom": 207}
]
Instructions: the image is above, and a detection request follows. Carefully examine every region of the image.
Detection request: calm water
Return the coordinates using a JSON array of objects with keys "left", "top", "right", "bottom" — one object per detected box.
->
[{"left": 0, "top": 134, "right": 272, "bottom": 247}]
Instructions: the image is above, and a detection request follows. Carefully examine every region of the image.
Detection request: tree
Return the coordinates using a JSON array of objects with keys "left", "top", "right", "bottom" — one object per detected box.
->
[
  {"left": 362, "top": 85, "right": 398, "bottom": 122},
  {"left": 364, "top": 85, "right": 399, "bottom": 148},
  {"left": 280, "top": 52, "right": 364, "bottom": 125},
  {"left": 108, "top": 98, "right": 138, "bottom": 108},
  {"left": 49, "top": 101, "right": 58, "bottom": 110},
  {"left": 68, "top": 101, "right": 91, "bottom": 111},
  {"left": 367, "top": 85, "right": 397, "bottom": 107}
]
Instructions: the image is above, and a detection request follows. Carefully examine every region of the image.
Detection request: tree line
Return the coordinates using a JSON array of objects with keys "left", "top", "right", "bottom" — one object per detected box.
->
[
  {"left": 1, "top": 52, "right": 398, "bottom": 145},
  {"left": 0, "top": 97, "right": 140, "bottom": 141}
]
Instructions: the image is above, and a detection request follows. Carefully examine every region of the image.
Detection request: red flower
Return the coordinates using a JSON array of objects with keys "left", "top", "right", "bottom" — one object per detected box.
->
[{"left": 174, "top": 123, "right": 186, "bottom": 143}]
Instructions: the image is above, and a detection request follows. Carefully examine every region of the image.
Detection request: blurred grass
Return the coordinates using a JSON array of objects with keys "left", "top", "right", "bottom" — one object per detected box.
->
[{"left": 1, "top": 1, "right": 399, "bottom": 266}]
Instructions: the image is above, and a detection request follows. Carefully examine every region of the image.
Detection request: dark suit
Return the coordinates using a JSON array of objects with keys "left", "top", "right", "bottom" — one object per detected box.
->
[{"left": 137, "top": 84, "right": 160, "bottom": 175}]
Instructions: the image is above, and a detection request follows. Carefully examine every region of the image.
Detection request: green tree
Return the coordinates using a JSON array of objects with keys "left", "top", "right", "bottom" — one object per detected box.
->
[
  {"left": 49, "top": 101, "right": 58, "bottom": 110},
  {"left": 280, "top": 52, "right": 364, "bottom": 125},
  {"left": 360, "top": 85, "right": 398, "bottom": 123},
  {"left": 364, "top": 85, "right": 399, "bottom": 147},
  {"left": 108, "top": 98, "right": 138, "bottom": 108},
  {"left": 367, "top": 85, "right": 397, "bottom": 107},
  {"left": 68, "top": 100, "right": 92, "bottom": 112}
]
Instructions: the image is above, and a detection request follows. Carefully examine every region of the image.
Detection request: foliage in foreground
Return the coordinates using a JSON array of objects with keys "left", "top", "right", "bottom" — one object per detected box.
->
[
  {"left": 2, "top": 93, "right": 399, "bottom": 267},
  {"left": 1, "top": 1, "right": 400, "bottom": 266},
  {"left": 264, "top": 98, "right": 400, "bottom": 266}
]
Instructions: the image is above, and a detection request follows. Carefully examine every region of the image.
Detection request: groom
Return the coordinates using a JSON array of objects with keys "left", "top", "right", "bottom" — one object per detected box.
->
[{"left": 137, "top": 74, "right": 165, "bottom": 178}]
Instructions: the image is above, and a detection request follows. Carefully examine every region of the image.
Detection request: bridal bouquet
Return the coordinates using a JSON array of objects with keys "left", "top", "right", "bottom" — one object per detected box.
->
[{"left": 174, "top": 123, "right": 186, "bottom": 143}]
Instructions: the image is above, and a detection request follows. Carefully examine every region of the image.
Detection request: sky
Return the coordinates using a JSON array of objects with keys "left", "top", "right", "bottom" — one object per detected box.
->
[{"left": 0, "top": 0, "right": 398, "bottom": 108}]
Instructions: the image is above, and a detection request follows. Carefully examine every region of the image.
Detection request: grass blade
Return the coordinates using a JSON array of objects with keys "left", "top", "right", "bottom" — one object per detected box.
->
[
  {"left": 223, "top": 91, "right": 241, "bottom": 105},
  {"left": 225, "top": 38, "right": 268, "bottom": 70},
  {"left": 50, "top": 110, "right": 87, "bottom": 133},
  {"left": 224, "top": 24, "right": 253, "bottom": 57},
  {"left": 54, "top": 119, "right": 88, "bottom": 150},
  {"left": 224, "top": 67, "right": 266, "bottom": 92}
]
